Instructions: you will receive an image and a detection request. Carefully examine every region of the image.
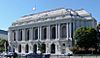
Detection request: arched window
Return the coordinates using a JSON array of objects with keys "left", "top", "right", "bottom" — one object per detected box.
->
[
  {"left": 26, "top": 29, "right": 29, "bottom": 41},
  {"left": 61, "top": 25, "right": 66, "bottom": 38},
  {"left": 71, "top": 23, "right": 73, "bottom": 38},
  {"left": 20, "top": 30, "right": 22, "bottom": 41},
  {"left": 42, "top": 27, "right": 47, "bottom": 40},
  {"left": 12, "top": 48, "right": 15, "bottom": 52},
  {"left": 51, "top": 27, "right": 56, "bottom": 39},
  {"left": 51, "top": 44, "right": 55, "bottom": 53},
  {"left": 34, "top": 28, "right": 38, "bottom": 40},
  {"left": 25, "top": 44, "right": 29, "bottom": 53},
  {"left": 41, "top": 43, "right": 46, "bottom": 53},
  {"left": 18, "top": 45, "right": 21, "bottom": 53},
  {"left": 33, "top": 44, "right": 37, "bottom": 53},
  {"left": 19, "top": 30, "right": 22, "bottom": 41}
]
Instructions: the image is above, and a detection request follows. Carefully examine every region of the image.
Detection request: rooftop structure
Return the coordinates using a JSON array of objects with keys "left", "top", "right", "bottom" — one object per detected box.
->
[{"left": 11, "top": 8, "right": 95, "bottom": 27}]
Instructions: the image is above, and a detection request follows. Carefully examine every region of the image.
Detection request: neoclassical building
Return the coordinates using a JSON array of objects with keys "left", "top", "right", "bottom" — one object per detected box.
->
[{"left": 8, "top": 8, "right": 96, "bottom": 55}]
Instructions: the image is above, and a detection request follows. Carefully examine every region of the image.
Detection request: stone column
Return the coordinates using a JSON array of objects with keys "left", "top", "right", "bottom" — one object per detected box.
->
[
  {"left": 55, "top": 44, "right": 57, "bottom": 54},
  {"left": 56, "top": 42, "right": 61, "bottom": 54},
  {"left": 66, "top": 23, "right": 69, "bottom": 39},
  {"left": 58, "top": 24, "right": 60, "bottom": 39},
  {"left": 30, "top": 28, "right": 33, "bottom": 40},
  {"left": 21, "top": 44, "right": 24, "bottom": 53},
  {"left": 70, "top": 22, "right": 72, "bottom": 39},
  {"left": 38, "top": 27, "right": 40, "bottom": 40},
  {"left": 29, "top": 44, "right": 33, "bottom": 53},
  {"left": 40, "top": 27, "right": 42, "bottom": 40},
  {"left": 47, "top": 25, "right": 50, "bottom": 40},
  {"left": 56, "top": 24, "right": 58, "bottom": 39},
  {"left": 15, "top": 45, "right": 18, "bottom": 53},
  {"left": 11, "top": 31, "right": 14, "bottom": 41},
  {"left": 46, "top": 43, "right": 50, "bottom": 54},
  {"left": 23, "top": 44, "right": 26, "bottom": 53},
  {"left": 22, "top": 29, "right": 25, "bottom": 41}
]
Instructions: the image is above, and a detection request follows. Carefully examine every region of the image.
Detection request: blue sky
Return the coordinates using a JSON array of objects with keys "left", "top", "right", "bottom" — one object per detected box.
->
[{"left": 0, "top": 0, "right": 100, "bottom": 30}]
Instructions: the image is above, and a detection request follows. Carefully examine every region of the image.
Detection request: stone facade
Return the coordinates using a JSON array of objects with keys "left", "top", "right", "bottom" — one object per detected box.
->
[{"left": 8, "top": 8, "right": 96, "bottom": 55}]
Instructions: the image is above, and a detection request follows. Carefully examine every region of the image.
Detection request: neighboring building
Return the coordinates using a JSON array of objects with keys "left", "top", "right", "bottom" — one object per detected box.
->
[
  {"left": 8, "top": 8, "right": 96, "bottom": 55},
  {"left": 0, "top": 29, "right": 8, "bottom": 40}
]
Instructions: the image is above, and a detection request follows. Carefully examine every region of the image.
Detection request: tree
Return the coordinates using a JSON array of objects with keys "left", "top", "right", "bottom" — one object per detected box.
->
[
  {"left": 74, "top": 27, "right": 97, "bottom": 48},
  {"left": 0, "top": 38, "right": 8, "bottom": 52}
]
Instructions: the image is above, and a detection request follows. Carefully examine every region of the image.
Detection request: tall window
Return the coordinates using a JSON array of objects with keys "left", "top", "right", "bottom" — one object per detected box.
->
[
  {"left": 42, "top": 27, "right": 47, "bottom": 40},
  {"left": 51, "top": 26, "right": 56, "bottom": 39},
  {"left": 71, "top": 23, "right": 73, "bottom": 38},
  {"left": 19, "top": 30, "right": 22, "bottom": 41},
  {"left": 34, "top": 28, "right": 38, "bottom": 40},
  {"left": 51, "top": 44, "right": 55, "bottom": 53},
  {"left": 20, "top": 30, "right": 22, "bottom": 41},
  {"left": 41, "top": 43, "right": 46, "bottom": 53},
  {"left": 25, "top": 29, "right": 29, "bottom": 41},
  {"left": 33, "top": 44, "right": 37, "bottom": 53},
  {"left": 25, "top": 44, "right": 29, "bottom": 53},
  {"left": 61, "top": 25, "right": 66, "bottom": 38},
  {"left": 18, "top": 45, "right": 21, "bottom": 53}
]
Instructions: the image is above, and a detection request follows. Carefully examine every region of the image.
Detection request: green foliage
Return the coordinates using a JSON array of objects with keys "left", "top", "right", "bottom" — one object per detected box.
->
[
  {"left": 0, "top": 38, "right": 8, "bottom": 52},
  {"left": 38, "top": 43, "right": 45, "bottom": 53},
  {"left": 98, "top": 23, "right": 100, "bottom": 26},
  {"left": 69, "top": 47, "right": 78, "bottom": 53},
  {"left": 70, "top": 47, "right": 96, "bottom": 54},
  {"left": 74, "top": 27, "right": 97, "bottom": 48}
]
